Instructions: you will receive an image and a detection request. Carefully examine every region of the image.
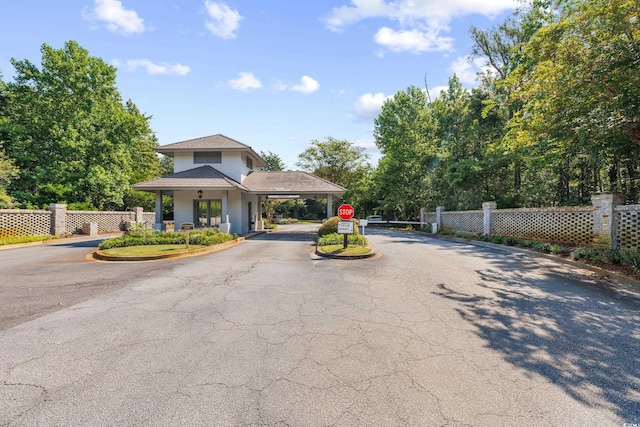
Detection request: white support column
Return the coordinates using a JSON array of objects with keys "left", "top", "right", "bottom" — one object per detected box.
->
[
  {"left": 257, "top": 196, "right": 263, "bottom": 230},
  {"left": 326, "top": 194, "right": 333, "bottom": 219},
  {"left": 221, "top": 191, "right": 229, "bottom": 219},
  {"left": 220, "top": 191, "right": 231, "bottom": 234},
  {"left": 482, "top": 201, "right": 497, "bottom": 236},
  {"left": 153, "top": 191, "right": 165, "bottom": 231},
  {"left": 154, "top": 191, "right": 162, "bottom": 223}
]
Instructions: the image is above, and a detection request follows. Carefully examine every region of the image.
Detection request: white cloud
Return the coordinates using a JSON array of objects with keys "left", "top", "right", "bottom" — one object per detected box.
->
[
  {"left": 276, "top": 76, "right": 320, "bottom": 94},
  {"left": 113, "top": 59, "right": 191, "bottom": 75},
  {"left": 353, "top": 92, "right": 390, "bottom": 121},
  {"left": 84, "top": 0, "right": 145, "bottom": 35},
  {"left": 354, "top": 138, "right": 379, "bottom": 153},
  {"left": 272, "top": 80, "right": 289, "bottom": 92},
  {"left": 428, "top": 85, "right": 449, "bottom": 101},
  {"left": 325, "top": 0, "right": 517, "bottom": 53},
  {"left": 449, "top": 56, "right": 492, "bottom": 85},
  {"left": 291, "top": 76, "right": 320, "bottom": 94},
  {"left": 204, "top": 1, "right": 242, "bottom": 39},
  {"left": 227, "top": 72, "right": 262, "bottom": 91},
  {"left": 374, "top": 27, "right": 453, "bottom": 53}
]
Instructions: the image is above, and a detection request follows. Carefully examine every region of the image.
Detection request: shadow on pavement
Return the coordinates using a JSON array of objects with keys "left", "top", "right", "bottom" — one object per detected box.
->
[
  {"left": 252, "top": 230, "right": 318, "bottom": 243},
  {"left": 433, "top": 243, "right": 640, "bottom": 423},
  {"left": 48, "top": 239, "right": 108, "bottom": 249}
]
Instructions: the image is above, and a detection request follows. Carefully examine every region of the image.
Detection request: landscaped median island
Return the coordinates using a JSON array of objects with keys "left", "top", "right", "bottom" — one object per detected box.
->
[
  {"left": 315, "top": 216, "right": 375, "bottom": 259},
  {"left": 94, "top": 227, "right": 239, "bottom": 261}
]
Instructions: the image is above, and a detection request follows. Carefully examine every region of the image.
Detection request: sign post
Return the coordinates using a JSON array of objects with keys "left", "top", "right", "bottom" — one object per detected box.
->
[
  {"left": 337, "top": 204, "right": 355, "bottom": 249},
  {"left": 359, "top": 219, "right": 368, "bottom": 242}
]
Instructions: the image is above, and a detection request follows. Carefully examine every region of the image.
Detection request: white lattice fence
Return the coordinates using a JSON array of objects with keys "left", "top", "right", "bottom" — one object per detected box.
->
[
  {"left": 0, "top": 210, "right": 52, "bottom": 237},
  {"left": 66, "top": 211, "right": 136, "bottom": 234},
  {"left": 615, "top": 205, "right": 640, "bottom": 251},
  {"left": 441, "top": 211, "right": 483, "bottom": 234},
  {"left": 492, "top": 207, "right": 593, "bottom": 246},
  {"left": 143, "top": 213, "right": 155, "bottom": 223}
]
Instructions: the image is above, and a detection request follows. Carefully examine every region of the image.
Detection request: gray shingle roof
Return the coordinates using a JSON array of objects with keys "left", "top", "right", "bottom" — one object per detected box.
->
[
  {"left": 157, "top": 134, "right": 250, "bottom": 152},
  {"left": 134, "top": 167, "right": 347, "bottom": 196},
  {"left": 242, "top": 171, "right": 347, "bottom": 195},
  {"left": 133, "top": 166, "right": 248, "bottom": 191}
]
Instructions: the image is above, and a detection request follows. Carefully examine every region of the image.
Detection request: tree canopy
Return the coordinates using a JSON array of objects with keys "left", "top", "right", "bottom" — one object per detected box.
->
[
  {"left": 259, "top": 151, "right": 286, "bottom": 171},
  {"left": 0, "top": 41, "right": 160, "bottom": 210},
  {"left": 356, "top": 0, "right": 640, "bottom": 218}
]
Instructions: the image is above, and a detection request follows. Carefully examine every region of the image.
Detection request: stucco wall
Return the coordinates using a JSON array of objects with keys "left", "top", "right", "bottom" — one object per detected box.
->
[{"left": 173, "top": 152, "right": 252, "bottom": 182}]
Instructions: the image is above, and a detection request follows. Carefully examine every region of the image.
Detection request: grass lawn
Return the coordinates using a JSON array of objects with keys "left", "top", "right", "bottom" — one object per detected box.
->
[
  {"left": 320, "top": 244, "right": 371, "bottom": 255},
  {"left": 101, "top": 244, "right": 204, "bottom": 257},
  {"left": 0, "top": 235, "right": 55, "bottom": 246}
]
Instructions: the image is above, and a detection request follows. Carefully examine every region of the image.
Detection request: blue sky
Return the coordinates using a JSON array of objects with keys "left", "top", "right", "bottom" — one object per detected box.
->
[{"left": 0, "top": 0, "right": 518, "bottom": 169}]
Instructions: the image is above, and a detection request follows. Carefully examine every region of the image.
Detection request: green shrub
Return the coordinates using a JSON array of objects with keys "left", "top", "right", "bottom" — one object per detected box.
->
[
  {"left": 605, "top": 250, "right": 622, "bottom": 264},
  {"left": 99, "top": 228, "right": 236, "bottom": 250},
  {"left": 490, "top": 235, "right": 505, "bottom": 244},
  {"left": 549, "top": 244, "right": 563, "bottom": 254},
  {"left": 318, "top": 216, "right": 359, "bottom": 237},
  {"left": 503, "top": 237, "right": 518, "bottom": 246},
  {"left": 621, "top": 250, "right": 640, "bottom": 273},
  {"left": 532, "top": 242, "right": 552, "bottom": 253},
  {"left": 572, "top": 247, "right": 599, "bottom": 260},
  {"left": 263, "top": 220, "right": 277, "bottom": 230},
  {"left": 127, "top": 222, "right": 155, "bottom": 234},
  {"left": 318, "top": 232, "right": 366, "bottom": 246},
  {"left": 454, "top": 231, "right": 476, "bottom": 238},
  {"left": 519, "top": 240, "right": 535, "bottom": 248}
]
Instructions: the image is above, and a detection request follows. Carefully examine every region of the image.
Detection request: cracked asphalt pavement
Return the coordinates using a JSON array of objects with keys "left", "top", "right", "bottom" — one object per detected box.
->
[{"left": 1, "top": 224, "right": 639, "bottom": 426}]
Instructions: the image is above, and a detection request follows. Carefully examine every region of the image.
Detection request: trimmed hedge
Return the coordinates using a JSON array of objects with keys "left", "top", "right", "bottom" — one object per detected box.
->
[
  {"left": 99, "top": 229, "right": 237, "bottom": 250},
  {"left": 318, "top": 216, "right": 360, "bottom": 237},
  {"left": 318, "top": 232, "right": 366, "bottom": 246}
]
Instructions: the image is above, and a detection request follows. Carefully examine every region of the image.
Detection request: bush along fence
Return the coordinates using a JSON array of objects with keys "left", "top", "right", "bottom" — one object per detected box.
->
[
  {"left": 421, "top": 194, "right": 640, "bottom": 251},
  {"left": 0, "top": 204, "right": 155, "bottom": 238}
]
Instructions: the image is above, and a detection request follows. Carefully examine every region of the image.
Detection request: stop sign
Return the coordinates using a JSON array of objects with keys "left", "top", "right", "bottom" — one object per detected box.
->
[{"left": 337, "top": 203, "right": 355, "bottom": 221}]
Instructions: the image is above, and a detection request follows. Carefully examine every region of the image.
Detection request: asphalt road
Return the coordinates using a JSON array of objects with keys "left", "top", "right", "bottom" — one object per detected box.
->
[{"left": 0, "top": 225, "right": 639, "bottom": 426}]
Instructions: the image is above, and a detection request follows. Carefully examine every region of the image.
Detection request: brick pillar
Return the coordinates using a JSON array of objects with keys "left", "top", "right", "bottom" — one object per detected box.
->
[
  {"left": 482, "top": 201, "right": 497, "bottom": 236},
  {"left": 50, "top": 203, "right": 67, "bottom": 236},
  {"left": 134, "top": 206, "right": 144, "bottom": 223},
  {"left": 592, "top": 193, "right": 623, "bottom": 250},
  {"left": 436, "top": 206, "right": 445, "bottom": 229}
]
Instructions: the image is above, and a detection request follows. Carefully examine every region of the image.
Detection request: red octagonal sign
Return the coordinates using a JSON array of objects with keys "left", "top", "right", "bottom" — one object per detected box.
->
[{"left": 337, "top": 203, "right": 355, "bottom": 221}]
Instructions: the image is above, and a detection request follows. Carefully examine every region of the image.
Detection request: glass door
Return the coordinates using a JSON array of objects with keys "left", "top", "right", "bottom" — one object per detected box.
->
[{"left": 194, "top": 200, "right": 222, "bottom": 228}]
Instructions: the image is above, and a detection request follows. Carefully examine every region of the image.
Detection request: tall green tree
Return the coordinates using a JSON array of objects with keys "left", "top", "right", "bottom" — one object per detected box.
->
[
  {"left": 427, "top": 77, "right": 512, "bottom": 210},
  {"left": 2, "top": 41, "right": 160, "bottom": 209},
  {"left": 296, "top": 137, "right": 371, "bottom": 216},
  {"left": 508, "top": 0, "right": 640, "bottom": 204},
  {"left": 0, "top": 144, "right": 18, "bottom": 208},
  {"left": 373, "top": 86, "right": 436, "bottom": 219},
  {"left": 0, "top": 73, "right": 19, "bottom": 207},
  {"left": 259, "top": 151, "right": 286, "bottom": 171},
  {"left": 258, "top": 150, "right": 286, "bottom": 222},
  {"left": 296, "top": 137, "right": 370, "bottom": 191}
]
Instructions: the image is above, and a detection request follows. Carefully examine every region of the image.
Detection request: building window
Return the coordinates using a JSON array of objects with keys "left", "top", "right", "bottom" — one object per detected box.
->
[
  {"left": 194, "top": 151, "right": 221, "bottom": 164},
  {"left": 246, "top": 156, "right": 253, "bottom": 170}
]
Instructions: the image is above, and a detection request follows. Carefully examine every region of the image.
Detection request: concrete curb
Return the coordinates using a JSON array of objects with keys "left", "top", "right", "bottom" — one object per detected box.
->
[
  {"left": 315, "top": 244, "right": 377, "bottom": 260},
  {"left": 91, "top": 237, "right": 245, "bottom": 262}
]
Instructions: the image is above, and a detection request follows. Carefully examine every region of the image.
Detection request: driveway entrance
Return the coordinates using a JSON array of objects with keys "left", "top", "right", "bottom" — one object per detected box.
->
[{"left": 0, "top": 226, "right": 638, "bottom": 425}]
